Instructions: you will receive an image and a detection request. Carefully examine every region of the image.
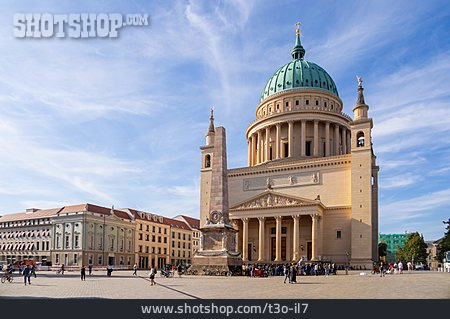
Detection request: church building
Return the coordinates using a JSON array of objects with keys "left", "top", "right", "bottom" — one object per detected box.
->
[{"left": 199, "top": 24, "right": 379, "bottom": 268}]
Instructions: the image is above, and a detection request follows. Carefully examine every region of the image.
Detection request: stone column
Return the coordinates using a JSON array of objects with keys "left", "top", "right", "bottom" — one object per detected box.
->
[
  {"left": 275, "top": 124, "right": 281, "bottom": 159},
  {"left": 334, "top": 124, "right": 340, "bottom": 155},
  {"left": 311, "top": 214, "right": 319, "bottom": 260},
  {"left": 232, "top": 219, "right": 240, "bottom": 252},
  {"left": 341, "top": 126, "right": 347, "bottom": 154},
  {"left": 347, "top": 131, "right": 351, "bottom": 154},
  {"left": 251, "top": 134, "right": 256, "bottom": 166},
  {"left": 292, "top": 215, "right": 300, "bottom": 261},
  {"left": 313, "top": 120, "right": 319, "bottom": 157},
  {"left": 288, "top": 121, "right": 293, "bottom": 157},
  {"left": 242, "top": 218, "right": 249, "bottom": 261},
  {"left": 247, "top": 140, "right": 251, "bottom": 166},
  {"left": 300, "top": 120, "right": 306, "bottom": 156},
  {"left": 275, "top": 216, "right": 282, "bottom": 261},
  {"left": 325, "top": 122, "right": 330, "bottom": 157},
  {"left": 257, "top": 217, "right": 265, "bottom": 262},
  {"left": 257, "top": 131, "right": 262, "bottom": 164},
  {"left": 265, "top": 127, "right": 270, "bottom": 162}
]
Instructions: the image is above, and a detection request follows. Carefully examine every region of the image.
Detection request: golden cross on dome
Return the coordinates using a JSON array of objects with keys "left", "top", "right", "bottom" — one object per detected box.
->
[{"left": 296, "top": 22, "right": 301, "bottom": 37}]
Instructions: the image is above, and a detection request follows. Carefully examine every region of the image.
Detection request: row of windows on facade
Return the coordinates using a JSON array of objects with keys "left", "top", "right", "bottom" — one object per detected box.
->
[
  {"left": 0, "top": 241, "right": 50, "bottom": 251},
  {"left": 260, "top": 99, "right": 338, "bottom": 117},
  {"left": 138, "top": 224, "right": 167, "bottom": 234},
  {"left": 55, "top": 253, "right": 132, "bottom": 266},
  {"left": 0, "top": 218, "right": 51, "bottom": 228},
  {"left": 0, "top": 229, "right": 50, "bottom": 239},
  {"left": 56, "top": 235, "right": 132, "bottom": 252},
  {"left": 138, "top": 233, "right": 168, "bottom": 243}
]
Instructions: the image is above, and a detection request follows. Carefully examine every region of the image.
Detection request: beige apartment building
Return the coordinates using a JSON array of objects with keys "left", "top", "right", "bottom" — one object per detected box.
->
[
  {"left": 126, "top": 209, "right": 170, "bottom": 269},
  {"left": 0, "top": 208, "right": 54, "bottom": 265},
  {"left": 174, "top": 215, "right": 201, "bottom": 255},
  {"left": 199, "top": 26, "right": 379, "bottom": 268}
]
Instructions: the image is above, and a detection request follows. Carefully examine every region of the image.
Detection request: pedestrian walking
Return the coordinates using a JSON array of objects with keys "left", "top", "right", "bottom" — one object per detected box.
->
[
  {"left": 60, "top": 264, "right": 65, "bottom": 275},
  {"left": 283, "top": 264, "right": 290, "bottom": 284},
  {"left": 31, "top": 264, "right": 37, "bottom": 278},
  {"left": 177, "top": 264, "right": 182, "bottom": 278},
  {"left": 398, "top": 261, "right": 403, "bottom": 274},
  {"left": 23, "top": 265, "right": 31, "bottom": 285},
  {"left": 81, "top": 265, "right": 86, "bottom": 281},
  {"left": 149, "top": 267, "right": 156, "bottom": 285},
  {"left": 133, "top": 263, "right": 138, "bottom": 276},
  {"left": 88, "top": 264, "right": 93, "bottom": 275},
  {"left": 379, "top": 262, "right": 385, "bottom": 277},
  {"left": 407, "top": 261, "right": 412, "bottom": 272}
]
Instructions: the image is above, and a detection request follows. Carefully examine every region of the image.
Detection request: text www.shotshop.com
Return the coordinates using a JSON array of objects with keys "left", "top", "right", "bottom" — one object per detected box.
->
[{"left": 141, "top": 302, "right": 309, "bottom": 316}]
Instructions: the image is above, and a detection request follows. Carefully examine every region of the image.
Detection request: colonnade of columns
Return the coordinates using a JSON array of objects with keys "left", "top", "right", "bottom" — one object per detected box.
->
[
  {"left": 247, "top": 120, "right": 351, "bottom": 166},
  {"left": 236, "top": 214, "right": 320, "bottom": 263}
]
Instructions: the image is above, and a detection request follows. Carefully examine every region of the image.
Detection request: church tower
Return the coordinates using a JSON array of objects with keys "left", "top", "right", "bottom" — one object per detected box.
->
[
  {"left": 199, "top": 109, "right": 215, "bottom": 228},
  {"left": 350, "top": 77, "right": 379, "bottom": 266}
]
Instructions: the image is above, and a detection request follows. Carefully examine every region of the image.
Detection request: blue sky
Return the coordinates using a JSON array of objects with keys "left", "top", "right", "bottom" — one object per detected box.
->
[{"left": 0, "top": 0, "right": 449, "bottom": 240}]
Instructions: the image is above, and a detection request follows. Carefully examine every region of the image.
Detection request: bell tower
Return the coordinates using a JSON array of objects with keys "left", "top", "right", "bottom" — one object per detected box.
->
[
  {"left": 350, "top": 76, "right": 379, "bottom": 266},
  {"left": 199, "top": 108, "right": 215, "bottom": 228}
]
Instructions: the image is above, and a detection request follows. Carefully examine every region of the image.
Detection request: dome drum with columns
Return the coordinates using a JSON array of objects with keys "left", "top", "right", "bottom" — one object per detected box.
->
[
  {"left": 198, "top": 23, "right": 379, "bottom": 268},
  {"left": 247, "top": 24, "right": 353, "bottom": 166}
]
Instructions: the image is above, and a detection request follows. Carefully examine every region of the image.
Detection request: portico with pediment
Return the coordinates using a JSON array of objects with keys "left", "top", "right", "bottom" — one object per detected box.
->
[{"left": 230, "top": 190, "right": 324, "bottom": 262}]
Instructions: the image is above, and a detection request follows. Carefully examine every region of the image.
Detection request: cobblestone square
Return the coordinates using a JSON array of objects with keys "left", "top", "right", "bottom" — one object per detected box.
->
[{"left": 1, "top": 270, "right": 449, "bottom": 299}]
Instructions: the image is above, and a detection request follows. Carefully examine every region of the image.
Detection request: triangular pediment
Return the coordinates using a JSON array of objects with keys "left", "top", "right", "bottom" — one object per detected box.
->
[{"left": 230, "top": 190, "right": 319, "bottom": 210}]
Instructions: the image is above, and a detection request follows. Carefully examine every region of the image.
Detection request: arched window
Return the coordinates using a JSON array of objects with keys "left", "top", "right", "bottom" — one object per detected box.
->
[
  {"left": 205, "top": 154, "right": 211, "bottom": 168},
  {"left": 357, "top": 131, "right": 365, "bottom": 147}
]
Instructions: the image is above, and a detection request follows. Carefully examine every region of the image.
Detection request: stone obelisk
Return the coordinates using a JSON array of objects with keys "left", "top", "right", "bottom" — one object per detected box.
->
[{"left": 192, "top": 115, "right": 241, "bottom": 274}]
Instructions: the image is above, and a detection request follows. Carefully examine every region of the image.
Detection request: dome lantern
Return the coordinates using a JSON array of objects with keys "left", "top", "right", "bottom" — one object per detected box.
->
[{"left": 291, "top": 22, "right": 305, "bottom": 60}]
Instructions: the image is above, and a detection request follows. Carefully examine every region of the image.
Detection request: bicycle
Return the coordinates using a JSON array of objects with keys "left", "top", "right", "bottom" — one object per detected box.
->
[{"left": 1, "top": 273, "right": 13, "bottom": 283}]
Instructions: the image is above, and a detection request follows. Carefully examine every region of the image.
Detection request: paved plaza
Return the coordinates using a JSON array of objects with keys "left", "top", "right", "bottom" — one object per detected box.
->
[{"left": 0, "top": 270, "right": 449, "bottom": 299}]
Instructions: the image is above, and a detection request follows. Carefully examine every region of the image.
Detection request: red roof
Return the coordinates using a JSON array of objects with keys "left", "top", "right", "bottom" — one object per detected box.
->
[
  {"left": 180, "top": 215, "right": 200, "bottom": 229},
  {"left": 162, "top": 217, "right": 189, "bottom": 230},
  {"left": 0, "top": 208, "right": 62, "bottom": 222},
  {"left": 59, "top": 203, "right": 132, "bottom": 220}
]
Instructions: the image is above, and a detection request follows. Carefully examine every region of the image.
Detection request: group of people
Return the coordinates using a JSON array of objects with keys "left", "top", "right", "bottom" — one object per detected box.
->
[
  {"left": 242, "top": 261, "right": 338, "bottom": 278},
  {"left": 376, "top": 261, "right": 413, "bottom": 277},
  {"left": 2, "top": 263, "right": 37, "bottom": 285}
]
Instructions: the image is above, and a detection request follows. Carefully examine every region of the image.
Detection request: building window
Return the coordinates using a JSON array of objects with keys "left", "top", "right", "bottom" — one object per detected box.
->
[
  {"left": 138, "top": 233, "right": 143, "bottom": 240},
  {"left": 153, "top": 226, "right": 156, "bottom": 232},
  {"left": 145, "top": 234, "right": 149, "bottom": 241},
  {"left": 74, "top": 235, "right": 79, "bottom": 248},
  {"left": 178, "top": 242, "right": 180, "bottom": 248},
  {"left": 205, "top": 154, "right": 211, "bottom": 168},
  {"left": 323, "top": 142, "right": 326, "bottom": 157},
  {"left": 188, "top": 243, "right": 191, "bottom": 249},
  {"left": 178, "top": 233, "right": 181, "bottom": 240},
  {"left": 164, "top": 237, "right": 167, "bottom": 244},
  {"left": 46, "top": 241, "right": 49, "bottom": 250},
  {"left": 139, "top": 224, "right": 142, "bottom": 230},
  {"left": 172, "top": 232, "right": 175, "bottom": 239},
  {"left": 110, "top": 237, "right": 114, "bottom": 251},
  {"left": 306, "top": 99, "right": 309, "bottom": 105},
  {"left": 127, "top": 257, "right": 131, "bottom": 265},
  {"left": 164, "top": 229, "right": 167, "bottom": 235},
  {"left": 357, "top": 131, "right": 365, "bottom": 147},
  {"left": 120, "top": 256, "right": 124, "bottom": 265},
  {"left": 188, "top": 234, "right": 191, "bottom": 241},
  {"left": 183, "top": 242, "right": 186, "bottom": 249},
  {"left": 158, "top": 248, "right": 161, "bottom": 254},
  {"left": 183, "top": 233, "right": 186, "bottom": 241},
  {"left": 36, "top": 242, "right": 40, "bottom": 251},
  {"left": 152, "top": 235, "right": 156, "bottom": 242},
  {"left": 172, "top": 241, "right": 175, "bottom": 248},
  {"left": 315, "top": 100, "right": 319, "bottom": 106},
  {"left": 152, "top": 247, "right": 155, "bottom": 254},
  {"left": 158, "top": 236, "right": 161, "bottom": 243},
  {"left": 283, "top": 143, "right": 289, "bottom": 158},
  {"left": 296, "top": 100, "right": 299, "bottom": 105},
  {"left": 98, "top": 255, "right": 103, "bottom": 265},
  {"left": 306, "top": 141, "right": 311, "bottom": 156},
  {"left": 65, "top": 235, "right": 70, "bottom": 248},
  {"left": 146, "top": 225, "right": 149, "bottom": 231},
  {"left": 158, "top": 227, "right": 161, "bottom": 234},
  {"left": 74, "top": 254, "right": 78, "bottom": 264},
  {"left": 139, "top": 245, "right": 142, "bottom": 253},
  {"left": 337, "top": 231, "right": 342, "bottom": 239},
  {"left": 164, "top": 248, "right": 167, "bottom": 254},
  {"left": 55, "top": 253, "right": 59, "bottom": 264},
  {"left": 145, "top": 246, "right": 149, "bottom": 253}
]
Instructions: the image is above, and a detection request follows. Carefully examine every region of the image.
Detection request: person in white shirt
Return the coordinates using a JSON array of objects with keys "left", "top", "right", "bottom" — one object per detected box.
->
[
  {"left": 149, "top": 267, "right": 156, "bottom": 286},
  {"left": 398, "top": 261, "right": 403, "bottom": 274}
]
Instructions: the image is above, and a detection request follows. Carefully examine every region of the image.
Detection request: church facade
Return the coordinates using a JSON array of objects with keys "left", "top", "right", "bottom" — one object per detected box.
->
[{"left": 199, "top": 26, "right": 379, "bottom": 267}]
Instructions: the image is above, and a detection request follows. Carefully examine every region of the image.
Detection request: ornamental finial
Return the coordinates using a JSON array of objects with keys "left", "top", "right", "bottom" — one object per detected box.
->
[
  {"left": 208, "top": 107, "right": 215, "bottom": 133},
  {"left": 296, "top": 22, "right": 301, "bottom": 37}
]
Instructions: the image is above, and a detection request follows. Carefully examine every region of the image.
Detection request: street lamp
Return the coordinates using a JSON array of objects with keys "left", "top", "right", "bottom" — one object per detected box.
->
[{"left": 345, "top": 251, "right": 350, "bottom": 275}]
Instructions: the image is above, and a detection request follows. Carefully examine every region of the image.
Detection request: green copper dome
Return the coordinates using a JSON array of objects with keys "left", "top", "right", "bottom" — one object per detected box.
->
[{"left": 260, "top": 30, "right": 339, "bottom": 102}]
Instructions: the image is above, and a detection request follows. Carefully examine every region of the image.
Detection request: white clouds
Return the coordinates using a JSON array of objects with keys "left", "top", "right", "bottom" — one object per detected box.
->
[{"left": 379, "top": 173, "right": 423, "bottom": 189}]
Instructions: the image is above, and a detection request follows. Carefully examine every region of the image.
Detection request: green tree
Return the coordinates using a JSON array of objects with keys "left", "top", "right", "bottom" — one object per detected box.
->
[
  {"left": 396, "top": 232, "right": 428, "bottom": 264},
  {"left": 378, "top": 242, "right": 387, "bottom": 260},
  {"left": 437, "top": 219, "right": 450, "bottom": 262}
]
